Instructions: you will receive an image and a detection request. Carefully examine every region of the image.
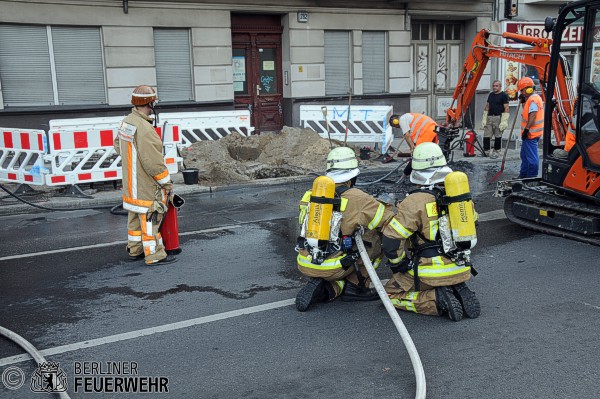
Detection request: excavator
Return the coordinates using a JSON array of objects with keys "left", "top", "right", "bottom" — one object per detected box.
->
[{"left": 447, "top": 0, "right": 600, "bottom": 246}]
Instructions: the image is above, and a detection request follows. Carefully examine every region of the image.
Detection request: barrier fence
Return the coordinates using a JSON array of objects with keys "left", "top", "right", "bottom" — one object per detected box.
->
[
  {"left": 1, "top": 110, "right": 254, "bottom": 190},
  {"left": 159, "top": 111, "right": 254, "bottom": 148},
  {"left": 0, "top": 128, "right": 47, "bottom": 186},
  {"left": 299, "top": 105, "right": 394, "bottom": 153}
]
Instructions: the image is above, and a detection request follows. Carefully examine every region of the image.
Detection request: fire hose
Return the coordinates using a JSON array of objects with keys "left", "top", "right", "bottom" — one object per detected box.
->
[
  {"left": 0, "top": 325, "right": 71, "bottom": 399},
  {"left": 354, "top": 231, "right": 426, "bottom": 399}
]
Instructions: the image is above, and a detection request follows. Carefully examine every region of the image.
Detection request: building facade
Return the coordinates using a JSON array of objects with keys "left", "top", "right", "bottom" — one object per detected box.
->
[{"left": 0, "top": 0, "right": 565, "bottom": 133}]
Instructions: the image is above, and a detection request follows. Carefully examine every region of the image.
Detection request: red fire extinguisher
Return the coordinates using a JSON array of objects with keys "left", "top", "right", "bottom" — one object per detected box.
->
[
  {"left": 464, "top": 130, "right": 476, "bottom": 157},
  {"left": 160, "top": 194, "right": 185, "bottom": 255}
]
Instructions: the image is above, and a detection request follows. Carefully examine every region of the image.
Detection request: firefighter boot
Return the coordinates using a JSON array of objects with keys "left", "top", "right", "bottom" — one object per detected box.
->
[
  {"left": 435, "top": 286, "right": 464, "bottom": 321},
  {"left": 296, "top": 278, "right": 328, "bottom": 312},
  {"left": 452, "top": 283, "right": 481, "bottom": 318},
  {"left": 340, "top": 282, "right": 379, "bottom": 302}
]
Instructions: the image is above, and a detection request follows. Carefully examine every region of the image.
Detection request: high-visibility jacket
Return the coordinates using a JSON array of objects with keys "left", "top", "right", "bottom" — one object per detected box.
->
[
  {"left": 521, "top": 94, "right": 544, "bottom": 139},
  {"left": 114, "top": 108, "right": 170, "bottom": 214},
  {"left": 381, "top": 191, "right": 473, "bottom": 288},
  {"left": 564, "top": 128, "right": 576, "bottom": 152},
  {"left": 407, "top": 113, "right": 439, "bottom": 145},
  {"left": 297, "top": 187, "right": 394, "bottom": 271}
]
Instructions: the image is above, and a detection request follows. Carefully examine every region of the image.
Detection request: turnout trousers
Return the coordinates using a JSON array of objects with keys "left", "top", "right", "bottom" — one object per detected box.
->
[{"left": 127, "top": 211, "right": 167, "bottom": 265}]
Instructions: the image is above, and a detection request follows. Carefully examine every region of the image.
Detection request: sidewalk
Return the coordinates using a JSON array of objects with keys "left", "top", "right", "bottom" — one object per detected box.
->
[{"left": 0, "top": 146, "right": 523, "bottom": 217}]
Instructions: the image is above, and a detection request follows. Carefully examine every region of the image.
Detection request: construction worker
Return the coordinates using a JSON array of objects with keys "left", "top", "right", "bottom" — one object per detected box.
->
[
  {"left": 482, "top": 80, "right": 510, "bottom": 158},
  {"left": 381, "top": 142, "right": 480, "bottom": 321},
  {"left": 295, "top": 147, "right": 395, "bottom": 312},
  {"left": 397, "top": 112, "right": 439, "bottom": 153},
  {"left": 114, "top": 85, "right": 177, "bottom": 265},
  {"left": 517, "top": 77, "right": 544, "bottom": 178},
  {"left": 391, "top": 112, "right": 441, "bottom": 179}
]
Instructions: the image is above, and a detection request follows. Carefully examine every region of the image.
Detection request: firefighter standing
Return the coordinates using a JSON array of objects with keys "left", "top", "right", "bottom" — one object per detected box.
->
[
  {"left": 517, "top": 77, "right": 544, "bottom": 178},
  {"left": 114, "top": 85, "right": 177, "bottom": 265},
  {"left": 381, "top": 143, "right": 480, "bottom": 321},
  {"left": 295, "top": 147, "right": 395, "bottom": 312}
]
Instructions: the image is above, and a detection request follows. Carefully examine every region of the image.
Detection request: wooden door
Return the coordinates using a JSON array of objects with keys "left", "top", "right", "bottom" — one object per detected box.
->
[{"left": 232, "top": 15, "right": 283, "bottom": 133}]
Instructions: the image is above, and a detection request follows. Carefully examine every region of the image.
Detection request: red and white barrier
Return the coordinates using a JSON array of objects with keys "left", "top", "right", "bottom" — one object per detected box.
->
[
  {"left": 0, "top": 128, "right": 47, "bottom": 185},
  {"left": 45, "top": 128, "right": 122, "bottom": 186}
]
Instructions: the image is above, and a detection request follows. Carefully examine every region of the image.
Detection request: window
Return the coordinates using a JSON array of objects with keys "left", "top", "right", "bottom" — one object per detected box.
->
[
  {"left": 362, "top": 32, "right": 386, "bottom": 94},
  {"left": 411, "top": 23, "right": 429, "bottom": 41},
  {"left": 325, "top": 31, "right": 351, "bottom": 95},
  {"left": 153, "top": 29, "right": 193, "bottom": 102},
  {"left": 0, "top": 24, "right": 106, "bottom": 107}
]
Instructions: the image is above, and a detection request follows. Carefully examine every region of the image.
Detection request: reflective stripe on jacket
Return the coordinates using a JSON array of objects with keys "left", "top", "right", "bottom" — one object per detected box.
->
[
  {"left": 521, "top": 94, "right": 544, "bottom": 139},
  {"left": 409, "top": 113, "right": 439, "bottom": 145},
  {"left": 114, "top": 108, "right": 170, "bottom": 213}
]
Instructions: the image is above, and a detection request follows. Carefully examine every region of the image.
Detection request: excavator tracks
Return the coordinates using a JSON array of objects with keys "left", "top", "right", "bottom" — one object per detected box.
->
[{"left": 504, "top": 189, "right": 600, "bottom": 246}]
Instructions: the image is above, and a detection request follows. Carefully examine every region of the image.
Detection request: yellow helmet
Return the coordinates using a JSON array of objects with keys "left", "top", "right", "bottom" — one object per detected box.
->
[
  {"left": 131, "top": 85, "right": 158, "bottom": 106},
  {"left": 410, "top": 142, "right": 452, "bottom": 185},
  {"left": 326, "top": 147, "right": 360, "bottom": 183}
]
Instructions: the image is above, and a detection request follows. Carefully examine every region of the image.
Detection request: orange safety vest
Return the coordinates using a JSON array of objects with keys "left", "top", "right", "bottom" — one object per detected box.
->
[
  {"left": 521, "top": 94, "right": 544, "bottom": 139},
  {"left": 564, "top": 129, "right": 576, "bottom": 152},
  {"left": 409, "top": 113, "right": 439, "bottom": 145}
]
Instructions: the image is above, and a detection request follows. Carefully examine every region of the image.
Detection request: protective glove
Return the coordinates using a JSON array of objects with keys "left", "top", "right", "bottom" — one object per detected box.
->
[
  {"left": 162, "top": 181, "right": 174, "bottom": 192},
  {"left": 499, "top": 112, "right": 510, "bottom": 131},
  {"left": 387, "top": 258, "right": 411, "bottom": 274},
  {"left": 521, "top": 128, "right": 530, "bottom": 140},
  {"left": 481, "top": 110, "right": 488, "bottom": 129}
]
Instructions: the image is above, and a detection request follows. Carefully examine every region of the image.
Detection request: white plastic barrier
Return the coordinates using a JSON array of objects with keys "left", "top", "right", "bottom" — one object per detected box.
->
[
  {"left": 160, "top": 111, "right": 255, "bottom": 148},
  {"left": 45, "top": 124, "right": 182, "bottom": 187},
  {"left": 300, "top": 105, "right": 394, "bottom": 150},
  {"left": 0, "top": 128, "right": 47, "bottom": 185}
]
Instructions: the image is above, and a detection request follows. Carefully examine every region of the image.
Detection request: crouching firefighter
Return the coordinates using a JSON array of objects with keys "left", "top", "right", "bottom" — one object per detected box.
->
[
  {"left": 381, "top": 142, "right": 481, "bottom": 321},
  {"left": 294, "top": 147, "right": 395, "bottom": 312}
]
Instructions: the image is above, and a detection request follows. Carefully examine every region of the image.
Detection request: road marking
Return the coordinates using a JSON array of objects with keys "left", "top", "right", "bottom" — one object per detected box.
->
[
  {"left": 583, "top": 302, "right": 600, "bottom": 310},
  {"left": 0, "top": 298, "right": 295, "bottom": 367},
  {"left": 477, "top": 209, "right": 506, "bottom": 222},
  {"left": 0, "top": 224, "right": 243, "bottom": 262}
]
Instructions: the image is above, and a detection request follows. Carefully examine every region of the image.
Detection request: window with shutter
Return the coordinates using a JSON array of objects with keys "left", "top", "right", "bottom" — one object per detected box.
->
[
  {"left": 0, "top": 24, "right": 106, "bottom": 107},
  {"left": 0, "top": 24, "right": 54, "bottom": 106},
  {"left": 52, "top": 26, "right": 106, "bottom": 105},
  {"left": 325, "top": 31, "right": 351, "bottom": 96},
  {"left": 363, "top": 32, "right": 386, "bottom": 94},
  {"left": 153, "top": 29, "right": 193, "bottom": 102}
]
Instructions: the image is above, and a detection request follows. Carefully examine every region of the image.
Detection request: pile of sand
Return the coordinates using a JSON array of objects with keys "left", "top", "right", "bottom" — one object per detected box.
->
[{"left": 182, "top": 126, "right": 374, "bottom": 186}]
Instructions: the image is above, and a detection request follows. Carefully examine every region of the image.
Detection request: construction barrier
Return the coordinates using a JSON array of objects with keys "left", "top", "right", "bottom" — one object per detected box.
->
[
  {"left": 299, "top": 105, "right": 394, "bottom": 150},
  {"left": 160, "top": 111, "right": 255, "bottom": 148},
  {"left": 45, "top": 124, "right": 181, "bottom": 186},
  {"left": 0, "top": 128, "right": 48, "bottom": 186}
]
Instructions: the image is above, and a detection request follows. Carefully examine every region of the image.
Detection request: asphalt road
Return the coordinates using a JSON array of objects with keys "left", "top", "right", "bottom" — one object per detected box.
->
[{"left": 0, "top": 181, "right": 599, "bottom": 398}]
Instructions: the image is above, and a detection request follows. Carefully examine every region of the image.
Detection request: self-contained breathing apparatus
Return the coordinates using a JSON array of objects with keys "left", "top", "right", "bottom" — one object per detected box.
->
[
  {"left": 295, "top": 176, "right": 366, "bottom": 285},
  {"left": 396, "top": 171, "right": 478, "bottom": 291}
]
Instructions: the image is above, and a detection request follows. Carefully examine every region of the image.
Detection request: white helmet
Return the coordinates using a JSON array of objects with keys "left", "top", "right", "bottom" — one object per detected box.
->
[
  {"left": 326, "top": 147, "right": 360, "bottom": 183},
  {"left": 410, "top": 142, "right": 452, "bottom": 185}
]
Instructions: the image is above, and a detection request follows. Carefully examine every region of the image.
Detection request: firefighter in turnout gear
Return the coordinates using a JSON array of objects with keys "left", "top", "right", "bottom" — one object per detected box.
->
[
  {"left": 114, "top": 85, "right": 177, "bottom": 265},
  {"left": 381, "top": 143, "right": 480, "bottom": 321},
  {"left": 295, "top": 147, "right": 395, "bottom": 312}
]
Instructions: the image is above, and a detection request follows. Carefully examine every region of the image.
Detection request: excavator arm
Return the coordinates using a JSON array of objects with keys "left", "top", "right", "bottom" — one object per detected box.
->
[{"left": 446, "top": 29, "right": 574, "bottom": 147}]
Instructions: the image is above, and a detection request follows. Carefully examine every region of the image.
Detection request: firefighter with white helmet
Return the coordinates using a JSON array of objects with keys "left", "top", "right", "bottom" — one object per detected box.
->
[
  {"left": 381, "top": 142, "right": 480, "bottom": 321},
  {"left": 114, "top": 85, "right": 177, "bottom": 265},
  {"left": 294, "top": 146, "right": 396, "bottom": 311}
]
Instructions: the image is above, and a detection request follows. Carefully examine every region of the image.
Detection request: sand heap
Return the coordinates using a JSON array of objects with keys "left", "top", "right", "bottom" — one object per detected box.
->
[{"left": 182, "top": 126, "right": 374, "bottom": 186}]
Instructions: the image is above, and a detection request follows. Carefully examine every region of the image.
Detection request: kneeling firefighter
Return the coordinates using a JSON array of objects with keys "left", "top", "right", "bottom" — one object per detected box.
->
[
  {"left": 381, "top": 142, "right": 481, "bottom": 321},
  {"left": 295, "top": 147, "right": 396, "bottom": 312}
]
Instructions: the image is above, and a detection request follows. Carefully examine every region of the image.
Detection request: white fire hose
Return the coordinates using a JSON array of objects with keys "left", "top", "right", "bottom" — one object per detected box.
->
[
  {"left": 0, "top": 325, "right": 71, "bottom": 399},
  {"left": 354, "top": 232, "right": 426, "bottom": 399}
]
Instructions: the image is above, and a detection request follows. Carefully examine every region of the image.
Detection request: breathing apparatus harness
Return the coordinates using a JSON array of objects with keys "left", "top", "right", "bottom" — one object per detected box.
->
[
  {"left": 296, "top": 184, "right": 368, "bottom": 288},
  {"left": 397, "top": 185, "right": 478, "bottom": 291}
]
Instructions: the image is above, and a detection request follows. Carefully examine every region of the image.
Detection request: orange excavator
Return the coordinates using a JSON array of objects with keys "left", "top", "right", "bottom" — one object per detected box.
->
[
  {"left": 447, "top": 2, "right": 600, "bottom": 245},
  {"left": 446, "top": 28, "right": 575, "bottom": 152}
]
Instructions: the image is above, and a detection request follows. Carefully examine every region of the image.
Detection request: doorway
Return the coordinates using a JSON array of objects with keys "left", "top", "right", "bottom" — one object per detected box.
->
[
  {"left": 232, "top": 15, "right": 283, "bottom": 133},
  {"left": 410, "top": 21, "right": 464, "bottom": 121}
]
